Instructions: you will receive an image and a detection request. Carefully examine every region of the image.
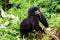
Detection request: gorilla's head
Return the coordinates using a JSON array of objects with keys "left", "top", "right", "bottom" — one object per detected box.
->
[{"left": 28, "top": 6, "right": 41, "bottom": 17}]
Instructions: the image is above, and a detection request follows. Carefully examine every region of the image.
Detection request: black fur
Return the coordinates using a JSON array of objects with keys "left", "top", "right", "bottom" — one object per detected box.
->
[{"left": 20, "top": 6, "right": 49, "bottom": 37}]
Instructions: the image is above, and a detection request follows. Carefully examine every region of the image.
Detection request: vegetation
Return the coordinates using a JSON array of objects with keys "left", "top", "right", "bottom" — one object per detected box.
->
[{"left": 0, "top": 0, "right": 60, "bottom": 40}]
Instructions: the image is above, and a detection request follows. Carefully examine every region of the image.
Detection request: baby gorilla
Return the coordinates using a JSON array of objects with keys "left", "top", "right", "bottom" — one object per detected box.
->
[{"left": 20, "top": 6, "right": 49, "bottom": 37}]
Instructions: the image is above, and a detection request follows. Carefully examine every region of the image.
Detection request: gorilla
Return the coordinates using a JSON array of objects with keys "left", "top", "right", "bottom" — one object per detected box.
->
[{"left": 20, "top": 6, "right": 50, "bottom": 37}]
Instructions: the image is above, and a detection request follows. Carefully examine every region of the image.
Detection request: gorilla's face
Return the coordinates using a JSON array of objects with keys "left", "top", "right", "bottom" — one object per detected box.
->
[
  {"left": 34, "top": 10, "right": 40, "bottom": 15},
  {"left": 28, "top": 6, "right": 40, "bottom": 16}
]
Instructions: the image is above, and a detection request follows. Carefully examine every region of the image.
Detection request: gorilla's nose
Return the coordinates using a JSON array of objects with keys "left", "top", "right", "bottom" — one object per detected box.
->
[{"left": 35, "top": 10, "right": 40, "bottom": 15}]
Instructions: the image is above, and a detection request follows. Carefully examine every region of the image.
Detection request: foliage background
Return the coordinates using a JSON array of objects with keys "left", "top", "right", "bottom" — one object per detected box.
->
[{"left": 0, "top": 0, "right": 60, "bottom": 40}]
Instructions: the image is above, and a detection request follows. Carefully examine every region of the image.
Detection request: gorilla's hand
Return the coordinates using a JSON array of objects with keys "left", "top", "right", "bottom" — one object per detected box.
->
[{"left": 46, "top": 27, "right": 51, "bottom": 31}]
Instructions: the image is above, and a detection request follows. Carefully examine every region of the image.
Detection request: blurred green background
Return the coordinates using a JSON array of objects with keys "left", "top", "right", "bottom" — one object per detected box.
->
[{"left": 0, "top": 0, "right": 60, "bottom": 40}]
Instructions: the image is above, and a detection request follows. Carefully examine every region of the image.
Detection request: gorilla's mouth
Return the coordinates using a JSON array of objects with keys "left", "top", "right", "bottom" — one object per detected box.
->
[{"left": 35, "top": 10, "right": 40, "bottom": 15}]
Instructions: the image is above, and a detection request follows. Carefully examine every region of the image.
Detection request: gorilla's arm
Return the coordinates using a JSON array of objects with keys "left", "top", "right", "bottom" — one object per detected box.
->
[
  {"left": 31, "top": 18, "right": 45, "bottom": 33},
  {"left": 39, "top": 12, "right": 49, "bottom": 28}
]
